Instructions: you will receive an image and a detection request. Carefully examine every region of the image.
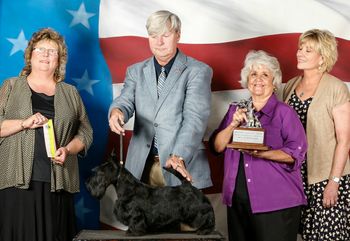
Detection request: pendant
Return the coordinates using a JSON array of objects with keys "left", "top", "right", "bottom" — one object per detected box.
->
[{"left": 300, "top": 92, "right": 304, "bottom": 98}]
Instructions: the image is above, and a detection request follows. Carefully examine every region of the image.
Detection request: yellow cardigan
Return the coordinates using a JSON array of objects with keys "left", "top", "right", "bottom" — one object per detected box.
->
[{"left": 283, "top": 73, "right": 350, "bottom": 185}]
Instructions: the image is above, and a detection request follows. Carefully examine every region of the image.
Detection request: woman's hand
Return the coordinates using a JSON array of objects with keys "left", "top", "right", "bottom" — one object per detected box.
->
[
  {"left": 230, "top": 108, "right": 248, "bottom": 128},
  {"left": 240, "top": 149, "right": 295, "bottom": 164},
  {"left": 241, "top": 149, "right": 264, "bottom": 158},
  {"left": 22, "top": 112, "right": 48, "bottom": 129},
  {"left": 54, "top": 146, "right": 70, "bottom": 165},
  {"left": 322, "top": 181, "right": 339, "bottom": 208}
]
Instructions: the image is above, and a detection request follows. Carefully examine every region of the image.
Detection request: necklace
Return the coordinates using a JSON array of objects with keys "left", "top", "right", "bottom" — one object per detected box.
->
[{"left": 299, "top": 73, "right": 323, "bottom": 99}]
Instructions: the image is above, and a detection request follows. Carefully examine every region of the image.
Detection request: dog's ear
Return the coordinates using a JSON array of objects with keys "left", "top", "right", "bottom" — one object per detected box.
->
[
  {"left": 90, "top": 161, "right": 109, "bottom": 172},
  {"left": 110, "top": 147, "right": 125, "bottom": 169},
  {"left": 110, "top": 148, "right": 120, "bottom": 164}
]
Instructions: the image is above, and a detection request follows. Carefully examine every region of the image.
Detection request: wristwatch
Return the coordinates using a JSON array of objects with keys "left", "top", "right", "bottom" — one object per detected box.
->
[{"left": 330, "top": 176, "right": 341, "bottom": 183}]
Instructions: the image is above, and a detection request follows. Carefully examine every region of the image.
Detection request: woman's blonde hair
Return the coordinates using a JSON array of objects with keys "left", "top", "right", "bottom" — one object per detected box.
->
[
  {"left": 20, "top": 28, "right": 68, "bottom": 82},
  {"left": 299, "top": 29, "right": 338, "bottom": 73}
]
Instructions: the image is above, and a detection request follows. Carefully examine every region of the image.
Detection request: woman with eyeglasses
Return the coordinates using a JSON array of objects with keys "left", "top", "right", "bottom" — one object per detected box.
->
[{"left": 0, "top": 28, "right": 93, "bottom": 241}]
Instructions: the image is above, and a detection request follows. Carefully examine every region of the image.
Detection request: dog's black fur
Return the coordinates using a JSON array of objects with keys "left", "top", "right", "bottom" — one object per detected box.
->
[{"left": 85, "top": 150, "right": 215, "bottom": 236}]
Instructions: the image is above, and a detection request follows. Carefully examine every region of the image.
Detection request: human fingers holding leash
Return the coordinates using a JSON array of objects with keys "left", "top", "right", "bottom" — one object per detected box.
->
[{"left": 109, "top": 108, "right": 125, "bottom": 135}]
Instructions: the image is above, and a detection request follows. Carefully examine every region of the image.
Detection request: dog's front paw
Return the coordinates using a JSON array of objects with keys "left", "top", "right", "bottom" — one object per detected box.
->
[
  {"left": 126, "top": 228, "right": 146, "bottom": 236},
  {"left": 196, "top": 228, "right": 214, "bottom": 235}
]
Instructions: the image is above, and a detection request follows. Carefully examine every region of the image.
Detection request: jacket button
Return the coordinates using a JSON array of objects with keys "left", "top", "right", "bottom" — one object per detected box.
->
[
  {"left": 147, "top": 144, "right": 150, "bottom": 148},
  {"left": 154, "top": 123, "right": 158, "bottom": 127}
]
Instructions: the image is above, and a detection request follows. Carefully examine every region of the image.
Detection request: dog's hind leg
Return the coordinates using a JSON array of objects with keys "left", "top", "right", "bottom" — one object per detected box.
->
[{"left": 193, "top": 209, "right": 215, "bottom": 235}]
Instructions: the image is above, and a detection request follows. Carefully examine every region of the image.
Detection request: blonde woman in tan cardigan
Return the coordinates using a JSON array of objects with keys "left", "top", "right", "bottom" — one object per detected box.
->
[{"left": 283, "top": 29, "right": 350, "bottom": 241}]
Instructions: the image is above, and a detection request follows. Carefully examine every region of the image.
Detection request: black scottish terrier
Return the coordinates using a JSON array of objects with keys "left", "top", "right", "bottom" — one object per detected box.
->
[{"left": 85, "top": 150, "right": 215, "bottom": 236}]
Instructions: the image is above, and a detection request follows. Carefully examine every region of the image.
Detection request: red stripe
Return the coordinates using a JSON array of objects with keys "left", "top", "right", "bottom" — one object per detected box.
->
[
  {"left": 101, "top": 33, "right": 350, "bottom": 194},
  {"left": 100, "top": 33, "right": 350, "bottom": 91}
]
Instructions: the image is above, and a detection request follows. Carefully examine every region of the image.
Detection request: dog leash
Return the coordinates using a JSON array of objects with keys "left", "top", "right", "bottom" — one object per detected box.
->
[{"left": 119, "top": 134, "right": 124, "bottom": 166}]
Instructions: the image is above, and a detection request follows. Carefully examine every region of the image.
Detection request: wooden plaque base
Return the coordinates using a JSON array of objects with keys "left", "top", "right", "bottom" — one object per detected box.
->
[{"left": 227, "top": 142, "right": 269, "bottom": 151}]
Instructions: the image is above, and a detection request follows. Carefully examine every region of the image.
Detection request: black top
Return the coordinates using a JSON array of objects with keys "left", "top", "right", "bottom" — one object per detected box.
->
[
  {"left": 31, "top": 89, "right": 55, "bottom": 182},
  {"left": 288, "top": 90, "right": 313, "bottom": 130},
  {"left": 233, "top": 152, "right": 250, "bottom": 202}
]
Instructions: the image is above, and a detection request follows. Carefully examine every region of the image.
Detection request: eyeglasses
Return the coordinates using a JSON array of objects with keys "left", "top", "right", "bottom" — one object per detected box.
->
[{"left": 33, "top": 47, "right": 59, "bottom": 57}]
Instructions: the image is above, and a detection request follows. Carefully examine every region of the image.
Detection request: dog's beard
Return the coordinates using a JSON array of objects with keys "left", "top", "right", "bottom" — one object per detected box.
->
[{"left": 85, "top": 176, "right": 109, "bottom": 199}]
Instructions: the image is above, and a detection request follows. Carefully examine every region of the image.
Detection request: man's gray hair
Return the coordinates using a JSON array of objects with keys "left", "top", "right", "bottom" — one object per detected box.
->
[{"left": 146, "top": 10, "right": 181, "bottom": 36}]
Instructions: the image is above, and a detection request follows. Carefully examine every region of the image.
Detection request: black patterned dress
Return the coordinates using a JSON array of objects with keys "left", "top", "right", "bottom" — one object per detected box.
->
[{"left": 288, "top": 91, "right": 350, "bottom": 241}]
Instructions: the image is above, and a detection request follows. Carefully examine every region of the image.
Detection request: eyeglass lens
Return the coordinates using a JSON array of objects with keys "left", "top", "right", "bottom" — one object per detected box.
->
[{"left": 33, "top": 47, "right": 58, "bottom": 56}]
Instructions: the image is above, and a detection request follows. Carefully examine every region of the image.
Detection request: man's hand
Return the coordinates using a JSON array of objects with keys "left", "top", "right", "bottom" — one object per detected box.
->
[
  {"left": 165, "top": 155, "right": 192, "bottom": 182},
  {"left": 109, "top": 108, "right": 125, "bottom": 135}
]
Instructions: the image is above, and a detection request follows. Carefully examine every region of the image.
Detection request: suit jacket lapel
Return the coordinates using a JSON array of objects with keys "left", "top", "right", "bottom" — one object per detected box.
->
[
  {"left": 144, "top": 58, "right": 158, "bottom": 103},
  {"left": 156, "top": 51, "right": 187, "bottom": 111}
]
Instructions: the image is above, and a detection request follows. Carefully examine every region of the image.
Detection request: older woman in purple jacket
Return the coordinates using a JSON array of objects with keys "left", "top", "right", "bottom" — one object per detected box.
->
[{"left": 210, "top": 50, "right": 307, "bottom": 241}]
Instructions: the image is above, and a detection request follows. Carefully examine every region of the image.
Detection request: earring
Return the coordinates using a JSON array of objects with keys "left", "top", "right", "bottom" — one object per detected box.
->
[{"left": 318, "top": 64, "right": 322, "bottom": 71}]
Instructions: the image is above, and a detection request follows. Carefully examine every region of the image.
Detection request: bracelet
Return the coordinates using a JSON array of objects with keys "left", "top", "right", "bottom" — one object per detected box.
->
[{"left": 329, "top": 176, "right": 340, "bottom": 184}]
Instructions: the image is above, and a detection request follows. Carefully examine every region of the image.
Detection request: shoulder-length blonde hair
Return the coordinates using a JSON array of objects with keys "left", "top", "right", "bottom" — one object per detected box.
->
[
  {"left": 299, "top": 29, "right": 338, "bottom": 73},
  {"left": 20, "top": 28, "right": 68, "bottom": 82}
]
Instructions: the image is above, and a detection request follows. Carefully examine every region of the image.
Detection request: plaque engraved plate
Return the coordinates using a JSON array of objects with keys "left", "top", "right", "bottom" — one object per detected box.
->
[{"left": 227, "top": 99, "right": 269, "bottom": 151}]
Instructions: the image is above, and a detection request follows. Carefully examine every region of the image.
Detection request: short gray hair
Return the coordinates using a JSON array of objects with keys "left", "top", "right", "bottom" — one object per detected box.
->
[
  {"left": 240, "top": 50, "right": 282, "bottom": 89},
  {"left": 146, "top": 10, "right": 181, "bottom": 36}
]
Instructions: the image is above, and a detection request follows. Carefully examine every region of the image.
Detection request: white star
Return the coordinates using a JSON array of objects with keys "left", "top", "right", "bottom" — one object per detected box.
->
[
  {"left": 72, "top": 70, "right": 100, "bottom": 95},
  {"left": 67, "top": 3, "right": 95, "bottom": 29},
  {"left": 75, "top": 197, "right": 93, "bottom": 225},
  {"left": 7, "top": 30, "right": 28, "bottom": 56}
]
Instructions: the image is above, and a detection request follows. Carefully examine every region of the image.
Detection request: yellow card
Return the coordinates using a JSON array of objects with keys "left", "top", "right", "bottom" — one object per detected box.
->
[{"left": 43, "top": 119, "right": 57, "bottom": 158}]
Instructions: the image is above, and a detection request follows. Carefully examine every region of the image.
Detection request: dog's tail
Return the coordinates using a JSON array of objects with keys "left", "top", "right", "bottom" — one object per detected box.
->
[{"left": 162, "top": 166, "right": 189, "bottom": 183}]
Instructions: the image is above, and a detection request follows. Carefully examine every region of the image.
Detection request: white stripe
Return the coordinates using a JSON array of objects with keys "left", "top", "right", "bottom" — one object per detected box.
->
[{"left": 99, "top": 0, "right": 350, "bottom": 42}]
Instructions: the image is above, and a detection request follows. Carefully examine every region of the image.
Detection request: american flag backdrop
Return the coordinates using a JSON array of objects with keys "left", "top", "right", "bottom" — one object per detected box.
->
[{"left": 1, "top": 0, "right": 349, "bottom": 235}]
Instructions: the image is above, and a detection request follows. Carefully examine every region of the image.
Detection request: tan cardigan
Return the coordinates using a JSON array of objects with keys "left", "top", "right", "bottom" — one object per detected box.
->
[
  {"left": 283, "top": 73, "right": 350, "bottom": 184},
  {"left": 0, "top": 76, "right": 93, "bottom": 193}
]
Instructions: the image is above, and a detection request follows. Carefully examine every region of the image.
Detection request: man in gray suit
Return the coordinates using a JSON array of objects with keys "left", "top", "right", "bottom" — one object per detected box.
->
[{"left": 109, "top": 10, "right": 212, "bottom": 189}]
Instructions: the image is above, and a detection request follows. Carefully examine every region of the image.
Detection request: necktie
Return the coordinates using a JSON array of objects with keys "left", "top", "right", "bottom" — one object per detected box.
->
[
  {"left": 154, "top": 66, "right": 166, "bottom": 149},
  {"left": 157, "top": 66, "right": 166, "bottom": 97}
]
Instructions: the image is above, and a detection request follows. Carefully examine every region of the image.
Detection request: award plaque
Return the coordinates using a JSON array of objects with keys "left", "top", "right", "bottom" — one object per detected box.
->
[{"left": 227, "top": 99, "right": 269, "bottom": 151}]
